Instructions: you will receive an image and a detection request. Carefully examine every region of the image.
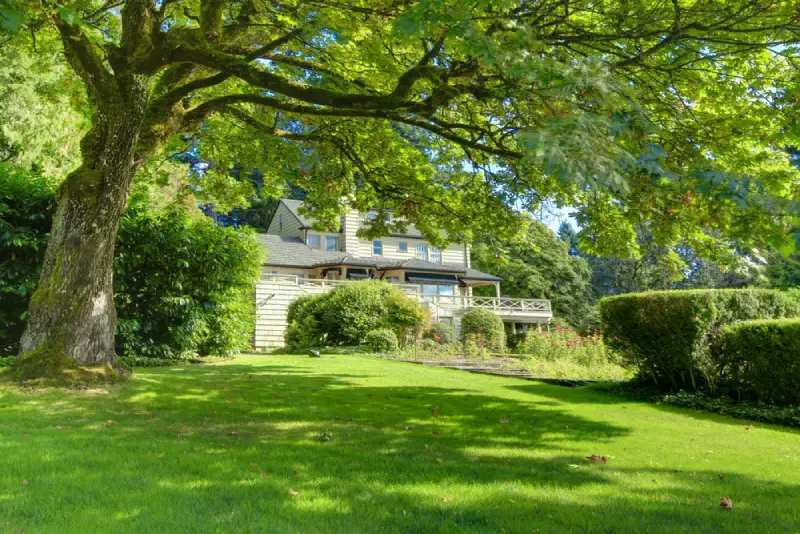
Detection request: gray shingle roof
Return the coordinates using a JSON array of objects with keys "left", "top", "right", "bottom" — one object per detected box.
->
[
  {"left": 256, "top": 234, "right": 352, "bottom": 267},
  {"left": 257, "top": 234, "right": 501, "bottom": 282}
]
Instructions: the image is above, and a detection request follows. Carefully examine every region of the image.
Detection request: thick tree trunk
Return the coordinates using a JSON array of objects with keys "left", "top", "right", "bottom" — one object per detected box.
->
[{"left": 15, "top": 103, "right": 148, "bottom": 381}]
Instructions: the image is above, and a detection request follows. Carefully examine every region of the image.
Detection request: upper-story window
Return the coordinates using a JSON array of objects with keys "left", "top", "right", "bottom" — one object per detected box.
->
[
  {"left": 307, "top": 234, "right": 320, "bottom": 248},
  {"left": 279, "top": 214, "right": 283, "bottom": 231},
  {"left": 430, "top": 247, "right": 442, "bottom": 264},
  {"left": 398, "top": 241, "right": 408, "bottom": 252},
  {"left": 415, "top": 243, "right": 427, "bottom": 260},
  {"left": 324, "top": 236, "right": 339, "bottom": 251},
  {"left": 365, "top": 212, "right": 391, "bottom": 221},
  {"left": 373, "top": 240, "right": 383, "bottom": 255}
]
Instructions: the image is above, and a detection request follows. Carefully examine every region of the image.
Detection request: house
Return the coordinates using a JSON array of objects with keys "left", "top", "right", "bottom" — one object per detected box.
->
[{"left": 255, "top": 199, "right": 552, "bottom": 348}]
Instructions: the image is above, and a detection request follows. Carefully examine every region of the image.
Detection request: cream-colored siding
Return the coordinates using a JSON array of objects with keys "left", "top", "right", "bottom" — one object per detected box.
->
[
  {"left": 340, "top": 211, "right": 360, "bottom": 253},
  {"left": 360, "top": 236, "right": 466, "bottom": 265},
  {"left": 266, "top": 202, "right": 305, "bottom": 238}
]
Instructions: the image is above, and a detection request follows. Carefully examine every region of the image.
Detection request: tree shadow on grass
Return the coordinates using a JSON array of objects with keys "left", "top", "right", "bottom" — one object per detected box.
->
[
  {"left": 505, "top": 382, "right": 800, "bottom": 435},
  {"left": 0, "top": 361, "right": 797, "bottom": 533}
]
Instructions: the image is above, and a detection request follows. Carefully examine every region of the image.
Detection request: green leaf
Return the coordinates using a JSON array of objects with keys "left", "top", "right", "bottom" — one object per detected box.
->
[{"left": 0, "top": 7, "right": 24, "bottom": 33}]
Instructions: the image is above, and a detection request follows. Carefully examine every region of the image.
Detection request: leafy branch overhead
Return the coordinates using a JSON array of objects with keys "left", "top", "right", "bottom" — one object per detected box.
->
[{"left": 5, "top": 0, "right": 800, "bottom": 253}]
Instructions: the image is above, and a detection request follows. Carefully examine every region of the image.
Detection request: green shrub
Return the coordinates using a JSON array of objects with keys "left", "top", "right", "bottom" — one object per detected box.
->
[
  {"left": 0, "top": 356, "right": 17, "bottom": 368},
  {"left": 423, "top": 322, "right": 457, "bottom": 344},
  {"left": 364, "top": 329, "right": 399, "bottom": 353},
  {"left": 460, "top": 309, "right": 505, "bottom": 353},
  {"left": 601, "top": 289, "right": 800, "bottom": 391},
  {"left": 115, "top": 208, "right": 262, "bottom": 359},
  {"left": 284, "top": 281, "right": 426, "bottom": 350},
  {"left": 717, "top": 319, "right": 800, "bottom": 405},
  {"left": 0, "top": 165, "right": 55, "bottom": 355}
]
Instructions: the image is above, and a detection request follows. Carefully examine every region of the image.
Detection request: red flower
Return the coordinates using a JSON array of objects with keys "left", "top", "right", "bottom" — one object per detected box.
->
[{"left": 433, "top": 334, "right": 441, "bottom": 341}]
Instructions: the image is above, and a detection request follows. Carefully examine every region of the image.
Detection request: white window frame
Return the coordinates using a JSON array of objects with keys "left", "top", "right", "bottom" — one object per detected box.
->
[
  {"left": 324, "top": 235, "right": 338, "bottom": 251},
  {"left": 307, "top": 234, "right": 321, "bottom": 248},
  {"left": 429, "top": 247, "right": 442, "bottom": 264},
  {"left": 415, "top": 243, "right": 427, "bottom": 260},
  {"left": 373, "top": 240, "right": 383, "bottom": 256}
]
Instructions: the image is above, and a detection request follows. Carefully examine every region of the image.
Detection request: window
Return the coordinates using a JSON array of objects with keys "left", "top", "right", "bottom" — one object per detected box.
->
[
  {"left": 366, "top": 212, "right": 378, "bottom": 221},
  {"left": 439, "top": 285, "right": 454, "bottom": 296},
  {"left": 373, "top": 240, "right": 383, "bottom": 255},
  {"left": 422, "top": 284, "right": 454, "bottom": 300},
  {"left": 416, "top": 243, "right": 427, "bottom": 260},
  {"left": 324, "top": 236, "right": 338, "bottom": 251},
  {"left": 398, "top": 242, "right": 408, "bottom": 252},
  {"left": 279, "top": 214, "right": 283, "bottom": 231},
  {"left": 307, "top": 234, "right": 320, "bottom": 248},
  {"left": 430, "top": 247, "right": 442, "bottom": 264}
]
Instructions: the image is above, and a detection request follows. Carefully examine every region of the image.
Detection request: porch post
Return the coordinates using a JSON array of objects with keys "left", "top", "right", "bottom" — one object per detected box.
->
[{"left": 494, "top": 282, "right": 501, "bottom": 298}]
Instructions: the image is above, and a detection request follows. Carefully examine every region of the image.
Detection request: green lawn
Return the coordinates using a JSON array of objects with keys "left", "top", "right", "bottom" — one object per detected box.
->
[{"left": 1, "top": 354, "right": 798, "bottom": 533}]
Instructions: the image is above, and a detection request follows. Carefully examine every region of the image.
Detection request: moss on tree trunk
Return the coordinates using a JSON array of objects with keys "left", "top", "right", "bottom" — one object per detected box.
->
[{"left": 13, "top": 103, "right": 148, "bottom": 384}]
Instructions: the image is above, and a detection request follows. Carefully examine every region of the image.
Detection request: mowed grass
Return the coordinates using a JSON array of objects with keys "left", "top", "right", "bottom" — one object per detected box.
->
[{"left": 1, "top": 355, "right": 798, "bottom": 533}]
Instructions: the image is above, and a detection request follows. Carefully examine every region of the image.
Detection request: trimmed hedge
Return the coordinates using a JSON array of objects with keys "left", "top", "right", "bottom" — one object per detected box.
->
[
  {"left": 284, "top": 281, "right": 426, "bottom": 350},
  {"left": 460, "top": 309, "right": 506, "bottom": 353},
  {"left": 364, "top": 329, "right": 399, "bottom": 353},
  {"left": 718, "top": 319, "right": 800, "bottom": 405},
  {"left": 601, "top": 289, "right": 800, "bottom": 391}
]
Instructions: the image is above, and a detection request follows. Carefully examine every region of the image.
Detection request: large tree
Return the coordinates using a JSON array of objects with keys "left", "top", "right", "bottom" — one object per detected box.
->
[
  {"left": 473, "top": 217, "right": 593, "bottom": 327},
  {"left": 2, "top": 0, "right": 798, "bottom": 378}
]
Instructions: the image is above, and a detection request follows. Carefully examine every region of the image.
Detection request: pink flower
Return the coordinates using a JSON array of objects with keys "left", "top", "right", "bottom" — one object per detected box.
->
[{"left": 433, "top": 334, "right": 441, "bottom": 341}]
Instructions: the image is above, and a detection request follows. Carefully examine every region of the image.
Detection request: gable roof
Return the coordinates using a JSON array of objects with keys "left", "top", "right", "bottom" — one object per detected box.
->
[
  {"left": 257, "top": 234, "right": 501, "bottom": 281},
  {"left": 278, "top": 199, "right": 314, "bottom": 228}
]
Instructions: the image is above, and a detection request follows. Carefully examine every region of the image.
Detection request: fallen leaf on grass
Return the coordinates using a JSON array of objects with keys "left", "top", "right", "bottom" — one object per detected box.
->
[
  {"left": 287, "top": 488, "right": 299, "bottom": 496},
  {"left": 260, "top": 471, "right": 269, "bottom": 478},
  {"left": 499, "top": 419, "right": 509, "bottom": 424},
  {"left": 442, "top": 496, "right": 452, "bottom": 503},
  {"left": 718, "top": 474, "right": 725, "bottom": 480},
  {"left": 432, "top": 431, "right": 439, "bottom": 436},
  {"left": 720, "top": 497, "right": 733, "bottom": 510},
  {"left": 292, "top": 470, "right": 298, "bottom": 476},
  {"left": 229, "top": 431, "right": 238, "bottom": 436},
  {"left": 586, "top": 455, "right": 607, "bottom": 464},
  {"left": 432, "top": 413, "right": 440, "bottom": 418},
  {"left": 568, "top": 464, "right": 581, "bottom": 469},
  {"left": 21, "top": 480, "right": 28, "bottom": 485},
  {"left": 745, "top": 426, "right": 753, "bottom": 431},
  {"left": 105, "top": 420, "right": 116, "bottom": 425},
  {"left": 672, "top": 469, "right": 683, "bottom": 473}
]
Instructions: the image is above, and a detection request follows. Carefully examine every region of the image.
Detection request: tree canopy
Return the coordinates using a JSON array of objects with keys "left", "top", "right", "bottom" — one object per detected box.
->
[{"left": 2, "top": 0, "right": 799, "bottom": 252}]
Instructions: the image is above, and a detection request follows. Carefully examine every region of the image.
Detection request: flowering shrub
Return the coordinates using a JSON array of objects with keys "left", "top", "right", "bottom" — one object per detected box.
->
[{"left": 519, "top": 325, "right": 631, "bottom": 380}]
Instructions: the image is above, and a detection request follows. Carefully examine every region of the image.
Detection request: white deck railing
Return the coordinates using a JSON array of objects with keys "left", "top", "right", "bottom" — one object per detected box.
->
[
  {"left": 427, "top": 295, "right": 551, "bottom": 315},
  {"left": 260, "top": 274, "right": 551, "bottom": 318}
]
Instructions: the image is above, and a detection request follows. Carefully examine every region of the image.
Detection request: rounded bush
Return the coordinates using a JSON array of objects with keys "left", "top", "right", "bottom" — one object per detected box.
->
[
  {"left": 284, "top": 280, "right": 425, "bottom": 349},
  {"left": 364, "top": 328, "right": 399, "bottom": 353},
  {"left": 460, "top": 309, "right": 505, "bottom": 353}
]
